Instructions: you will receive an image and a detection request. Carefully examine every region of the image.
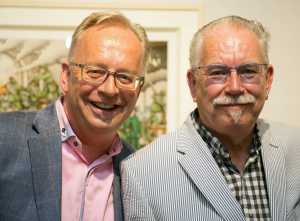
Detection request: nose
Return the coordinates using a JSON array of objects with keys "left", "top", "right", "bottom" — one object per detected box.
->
[
  {"left": 97, "top": 74, "right": 119, "bottom": 97},
  {"left": 224, "top": 70, "right": 244, "bottom": 96}
]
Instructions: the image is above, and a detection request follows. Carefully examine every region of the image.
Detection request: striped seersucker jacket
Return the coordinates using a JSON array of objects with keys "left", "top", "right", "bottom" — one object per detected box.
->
[{"left": 121, "top": 116, "right": 300, "bottom": 221}]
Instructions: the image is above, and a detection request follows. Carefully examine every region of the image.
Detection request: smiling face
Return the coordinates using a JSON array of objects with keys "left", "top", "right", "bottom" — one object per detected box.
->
[
  {"left": 61, "top": 24, "right": 144, "bottom": 138},
  {"left": 187, "top": 24, "right": 273, "bottom": 137}
]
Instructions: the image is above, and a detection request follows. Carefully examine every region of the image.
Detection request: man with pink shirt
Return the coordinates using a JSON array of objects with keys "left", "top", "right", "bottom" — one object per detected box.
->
[{"left": 0, "top": 11, "right": 148, "bottom": 221}]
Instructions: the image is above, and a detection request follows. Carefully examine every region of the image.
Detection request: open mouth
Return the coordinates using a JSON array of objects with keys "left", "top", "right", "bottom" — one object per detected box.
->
[{"left": 90, "top": 101, "right": 120, "bottom": 111}]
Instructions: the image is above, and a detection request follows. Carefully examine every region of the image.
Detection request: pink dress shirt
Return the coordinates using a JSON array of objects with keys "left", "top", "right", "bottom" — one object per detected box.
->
[{"left": 55, "top": 99, "right": 122, "bottom": 221}]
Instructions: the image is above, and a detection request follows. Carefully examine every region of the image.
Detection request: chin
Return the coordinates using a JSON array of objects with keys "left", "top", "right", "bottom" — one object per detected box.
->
[
  {"left": 85, "top": 118, "right": 116, "bottom": 133},
  {"left": 224, "top": 119, "right": 255, "bottom": 135}
]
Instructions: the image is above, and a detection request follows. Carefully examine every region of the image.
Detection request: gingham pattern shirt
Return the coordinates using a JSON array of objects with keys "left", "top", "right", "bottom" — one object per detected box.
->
[{"left": 191, "top": 110, "right": 271, "bottom": 220}]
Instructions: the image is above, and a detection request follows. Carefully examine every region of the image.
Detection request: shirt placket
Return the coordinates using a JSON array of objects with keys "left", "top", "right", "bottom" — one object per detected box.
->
[
  {"left": 240, "top": 154, "right": 260, "bottom": 220},
  {"left": 79, "top": 166, "right": 97, "bottom": 221}
]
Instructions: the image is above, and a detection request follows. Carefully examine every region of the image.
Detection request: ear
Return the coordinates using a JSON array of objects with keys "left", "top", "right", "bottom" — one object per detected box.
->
[
  {"left": 265, "top": 64, "right": 274, "bottom": 99},
  {"left": 187, "top": 69, "right": 197, "bottom": 102},
  {"left": 60, "top": 62, "right": 71, "bottom": 95}
]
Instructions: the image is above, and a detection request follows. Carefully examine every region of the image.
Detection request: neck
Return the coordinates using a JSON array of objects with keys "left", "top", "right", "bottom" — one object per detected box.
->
[
  {"left": 76, "top": 128, "right": 117, "bottom": 163},
  {"left": 81, "top": 135, "right": 116, "bottom": 163},
  {"left": 203, "top": 121, "right": 254, "bottom": 173},
  {"left": 218, "top": 134, "right": 252, "bottom": 173}
]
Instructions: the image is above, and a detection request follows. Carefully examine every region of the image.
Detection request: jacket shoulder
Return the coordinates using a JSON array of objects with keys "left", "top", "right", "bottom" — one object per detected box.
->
[
  {"left": 122, "top": 129, "right": 179, "bottom": 169},
  {"left": 258, "top": 119, "right": 300, "bottom": 143},
  {"left": 258, "top": 119, "right": 300, "bottom": 171},
  {"left": 0, "top": 110, "right": 35, "bottom": 120},
  {"left": 0, "top": 111, "right": 36, "bottom": 138},
  {"left": 121, "top": 139, "right": 135, "bottom": 154}
]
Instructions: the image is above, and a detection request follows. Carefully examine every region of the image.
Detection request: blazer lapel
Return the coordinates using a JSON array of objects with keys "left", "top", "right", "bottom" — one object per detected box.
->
[
  {"left": 112, "top": 140, "right": 134, "bottom": 221},
  {"left": 28, "top": 104, "right": 62, "bottom": 221},
  {"left": 259, "top": 121, "right": 287, "bottom": 221},
  {"left": 177, "top": 118, "right": 245, "bottom": 221}
]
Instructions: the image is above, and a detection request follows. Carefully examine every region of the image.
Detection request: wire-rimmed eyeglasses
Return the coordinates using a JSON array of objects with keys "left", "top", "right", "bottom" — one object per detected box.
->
[
  {"left": 192, "top": 63, "right": 268, "bottom": 84},
  {"left": 69, "top": 62, "right": 144, "bottom": 90}
]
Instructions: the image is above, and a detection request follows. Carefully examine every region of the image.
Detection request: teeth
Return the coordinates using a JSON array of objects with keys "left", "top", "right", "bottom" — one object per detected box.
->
[{"left": 92, "top": 102, "right": 115, "bottom": 110}]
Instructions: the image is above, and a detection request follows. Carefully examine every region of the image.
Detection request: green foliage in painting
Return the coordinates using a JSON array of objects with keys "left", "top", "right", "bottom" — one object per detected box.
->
[
  {"left": 0, "top": 67, "right": 60, "bottom": 111},
  {"left": 119, "top": 90, "right": 166, "bottom": 149},
  {"left": 118, "top": 115, "right": 142, "bottom": 148}
]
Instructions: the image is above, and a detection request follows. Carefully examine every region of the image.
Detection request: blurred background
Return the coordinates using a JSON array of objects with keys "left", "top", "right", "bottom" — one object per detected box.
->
[{"left": 0, "top": 0, "right": 299, "bottom": 148}]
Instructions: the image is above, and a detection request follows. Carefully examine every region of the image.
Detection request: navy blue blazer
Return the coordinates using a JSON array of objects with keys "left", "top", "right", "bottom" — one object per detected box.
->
[{"left": 0, "top": 104, "right": 134, "bottom": 221}]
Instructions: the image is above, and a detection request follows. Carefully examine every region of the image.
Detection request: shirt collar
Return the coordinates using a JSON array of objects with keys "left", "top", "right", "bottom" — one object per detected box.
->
[{"left": 55, "top": 97, "right": 76, "bottom": 142}]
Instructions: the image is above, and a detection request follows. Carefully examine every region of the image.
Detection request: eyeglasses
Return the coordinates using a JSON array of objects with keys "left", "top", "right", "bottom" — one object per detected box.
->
[
  {"left": 69, "top": 62, "right": 144, "bottom": 90},
  {"left": 192, "top": 63, "right": 268, "bottom": 84}
]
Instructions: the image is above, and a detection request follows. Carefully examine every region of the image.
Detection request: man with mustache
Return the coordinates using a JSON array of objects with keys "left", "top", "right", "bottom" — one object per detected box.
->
[
  {"left": 0, "top": 11, "right": 148, "bottom": 221},
  {"left": 121, "top": 16, "right": 300, "bottom": 220}
]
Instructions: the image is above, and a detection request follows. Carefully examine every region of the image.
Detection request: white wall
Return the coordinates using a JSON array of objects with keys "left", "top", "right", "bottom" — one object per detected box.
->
[{"left": 198, "top": 0, "right": 300, "bottom": 127}]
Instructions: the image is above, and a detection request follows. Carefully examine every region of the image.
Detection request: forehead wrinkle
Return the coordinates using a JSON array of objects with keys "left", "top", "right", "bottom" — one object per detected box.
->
[
  {"left": 74, "top": 25, "right": 143, "bottom": 70},
  {"left": 217, "top": 36, "right": 249, "bottom": 64},
  {"left": 70, "top": 23, "right": 145, "bottom": 77},
  {"left": 99, "top": 37, "right": 125, "bottom": 64},
  {"left": 201, "top": 25, "right": 263, "bottom": 65}
]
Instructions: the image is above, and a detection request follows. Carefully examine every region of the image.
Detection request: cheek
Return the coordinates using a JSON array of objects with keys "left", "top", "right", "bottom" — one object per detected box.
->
[
  {"left": 192, "top": 80, "right": 224, "bottom": 104},
  {"left": 244, "top": 84, "right": 266, "bottom": 99},
  {"left": 77, "top": 83, "right": 98, "bottom": 97},
  {"left": 204, "top": 84, "right": 225, "bottom": 101},
  {"left": 121, "top": 90, "right": 139, "bottom": 105}
]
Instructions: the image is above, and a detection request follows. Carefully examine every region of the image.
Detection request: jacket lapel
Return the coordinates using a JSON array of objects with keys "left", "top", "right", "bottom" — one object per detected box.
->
[
  {"left": 259, "top": 121, "right": 287, "bottom": 221},
  {"left": 112, "top": 140, "right": 134, "bottom": 221},
  {"left": 28, "top": 104, "right": 62, "bottom": 221},
  {"left": 177, "top": 118, "right": 245, "bottom": 221}
]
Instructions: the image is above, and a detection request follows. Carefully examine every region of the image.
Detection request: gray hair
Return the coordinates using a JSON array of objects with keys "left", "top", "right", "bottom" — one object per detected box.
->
[
  {"left": 189, "top": 15, "right": 270, "bottom": 67},
  {"left": 69, "top": 11, "right": 149, "bottom": 70}
]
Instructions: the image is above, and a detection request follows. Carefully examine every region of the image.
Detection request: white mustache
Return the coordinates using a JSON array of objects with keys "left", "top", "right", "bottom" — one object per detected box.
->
[{"left": 213, "top": 94, "right": 256, "bottom": 106}]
